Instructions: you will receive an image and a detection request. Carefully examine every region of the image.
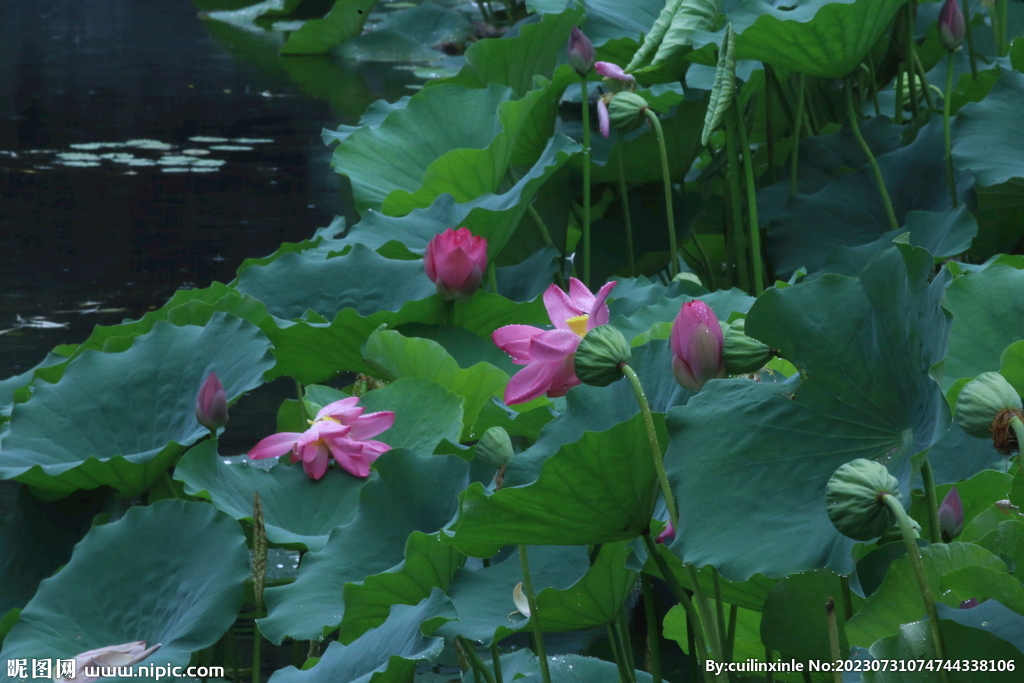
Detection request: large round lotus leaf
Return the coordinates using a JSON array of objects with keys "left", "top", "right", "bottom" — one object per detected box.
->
[
  {"left": 331, "top": 135, "right": 579, "bottom": 261},
  {"left": 933, "top": 599, "right": 1024, "bottom": 655},
  {"left": 451, "top": 413, "right": 665, "bottom": 558},
  {"left": 846, "top": 542, "right": 1009, "bottom": 648},
  {"left": 476, "top": 650, "right": 654, "bottom": 683},
  {"left": 768, "top": 117, "right": 975, "bottom": 280},
  {"left": 0, "top": 500, "right": 248, "bottom": 676},
  {"left": 0, "top": 485, "right": 107, "bottom": 618},
  {"left": 953, "top": 70, "right": 1024, "bottom": 187},
  {"left": 0, "top": 314, "right": 274, "bottom": 495},
  {"left": 693, "top": 0, "right": 905, "bottom": 79},
  {"left": 258, "top": 449, "right": 470, "bottom": 644},
  {"left": 665, "top": 245, "right": 952, "bottom": 580},
  {"left": 268, "top": 589, "right": 456, "bottom": 683},
  {"left": 942, "top": 263, "right": 1024, "bottom": 393},
  {"left": 174, "top": 440, "right": 366, "bottom": 552},
  {"left": 760, "top": 569, "right": 850, "bottom": 663}
]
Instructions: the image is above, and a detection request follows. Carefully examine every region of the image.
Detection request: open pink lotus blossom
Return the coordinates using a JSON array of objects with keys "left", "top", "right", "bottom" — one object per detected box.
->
[
  {"left": 492, "top": 277, "right": 616, "bottom": 405},
  {"left": 248, "top": 397, "right": 394, "bottom": 479},
  {"left": 595, "top": 61, "right": 635, "bottom": 85},
  {"left": 424, "top": 227, "right": 488, "bottom": 301}
]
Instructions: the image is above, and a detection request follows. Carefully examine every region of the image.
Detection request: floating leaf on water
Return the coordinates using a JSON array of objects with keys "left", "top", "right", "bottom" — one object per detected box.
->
[
  {"left": 188, "top": 136, "right": 229, "bottom": 143},
  {"left": 210, "top": 144, "right": 255, "bottom": 151},
  {"left": 124, "top": 139, "right": 173, "bottom": 150}
]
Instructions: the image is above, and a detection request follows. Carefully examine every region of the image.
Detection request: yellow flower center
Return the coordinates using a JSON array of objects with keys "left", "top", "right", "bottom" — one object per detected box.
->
[{"left": 566, "top": 314, "right": 589, "bottom": 337}]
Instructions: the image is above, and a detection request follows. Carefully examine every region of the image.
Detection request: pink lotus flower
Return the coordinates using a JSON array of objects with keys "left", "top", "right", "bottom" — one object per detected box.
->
[
  {"left": 493, "top": 278, "right": 616, "bottom": 404},
  {"left": 195, "top": 371, "right": 228, "bottom": 431},
  {"left": 938, "top": 486, "right": 963, "bottom": 541},
  {"left": 595, "top": 61, "right": 636, "bottom": 85},
  {"left": 938, "top": 0, "right": 965, "bottom": 50},
  {"left": 424, "top": 227, "right": 488, "bottom": 302},
  {"left": 248, "top": 397, "right": 395, "bottom": 479},
  {"left": 656, "top": 520, "right": 675, "bottom": 544},
  {"left": 670, "top": 301, "right": 726, "bottom": 392},
  {"left": 597, "top": 93, "right": 613, "bottom": 138}
]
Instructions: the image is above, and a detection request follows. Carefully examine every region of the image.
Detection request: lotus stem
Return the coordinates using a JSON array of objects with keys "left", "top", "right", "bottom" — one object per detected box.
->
[
  {"left": 227, "top": 626, "right": 240, "bottom": 683},
  {"left": 993, "top": 0, "right": 1008, "bottom": 57},
  {"left": 826, "top": 599, "right": 842, "bottom": 683},
  {"left": 765, "top": 64, "right": 777, "bottom": 183},
  {"left": 712, "top": 568, "right": 727, "bottom": 662},
  {"left": 725, "top": 604, "right": 737, "bottom": 663},
  {"left": 252, "top": 492, "right": 267, "bottom": 683},
  {"left": 913, "top": 52, "right": 935, "bottom": 111},
  {"left": 866, "top": 52, "right": 882, "bottom": 116},
  {"left": 765, "top": 649, "right": 775, "bottom": 683},
  {"left": 962, "top": 0, "right": 978, "bottom": 78},
  {"left": 724, "top": 112, "right": 749, "bottom": 292},
  {"left": 491, "top": 641, "right": 504, "bottom": 683},
  {"left": 921, "top": 454, "right": 942, "bottom": 544},
  {"left": 580, "top": 75, "right": 592, "bottom": 288},
  {"left": 617, "top": 604, "right": 637, "bottom": 675},
  {"left": 607, "top": 624, "right": 633, "bottom": 683},
  {"left": 881, "top": 494, "right": 949, "bottom": 680},
  {"left": 641, "top": 576, "right": 663, "bottom": 683},
  {"left": 733, "top": 103, "right": 764, "bottom": 295},
  {"left": 641, "top": 532, "right": 718, "bottom": 683},
  {"left": 685, "top": 564, "right": 724, "bottom": 676},
  {"left": 894, "top": 67, "right": 905, "bottom": 124},
  {"left": 790, "top": 73, "right": 806, "bottom": 197},
  {"left": 844, "top": 78, "right": 900, "bottom": 232},
  {"left": 509, "top": 167, "right": 566, "bottom": 288},
  {"left": 644, "top": 109, "right": 679, "bottom": 277},
  {"left": 518, "top": 545, "right": 552, "bottom": 683},
  {"left": 620, "top": 363, "right": 678, "bottom": 530},
  {"left": 294, "top": 380, "right": 308, "bottom": 421},
  {"left": 904, "top": 4, "right": 919, "bottom": 119},
  {"left": 943, "top": 52, "right": 958, "bottom": 209},
  {"left": 617, "top": 150, "right": 636, "bottom": 274},
  {"left": 1010, "top": 415, "right": 1024, "bottom": 473},
  {"left": 457, "top": 637, "right": 497, "bottom": 683}
]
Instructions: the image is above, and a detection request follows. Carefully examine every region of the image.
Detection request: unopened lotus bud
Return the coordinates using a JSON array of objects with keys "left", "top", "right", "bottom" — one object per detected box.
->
[
  {"left": 938, "top": 486, "right": 964, "bottom": 542},
  {"left": 574, "top": 324, "right": 631, "bottom": 387},
  {"left": 567, "top": 27, "right": 595, "bottom": 76},
  {"left": 826, "top": 459, "right": 902, "bottom": 541},
  {"left": 195, "top": 371, "right": 228, "bottom": 432},
  {"left": 722, "top": 319, "right": 773, "bottom": 374},
  {"left": 608, "top": 92, "right": 650, "bottom": 134},
  {"left": 955, "top": 372, "right": 1022, "bottom": 438},
  {"left": 476, "top": 426, "right": 515, "bottom": 470},
  {"left": 938, "top": 0, "right": 965, "bottom": 50}
]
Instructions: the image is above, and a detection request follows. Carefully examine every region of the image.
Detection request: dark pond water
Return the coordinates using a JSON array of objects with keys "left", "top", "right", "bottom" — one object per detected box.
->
[{"left": 0, "top": 0, "right": 421, "bottom": 380}]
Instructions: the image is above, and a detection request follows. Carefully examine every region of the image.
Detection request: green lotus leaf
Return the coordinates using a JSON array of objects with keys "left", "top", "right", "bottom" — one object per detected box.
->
[
  {"left": 433, "top": 5, "right": 583, "bottom": 97},
  {"left": 933, "top": 597, "right": 1024, "bottom": 655},
  {"left": 0, "top": 314, "right": 274, "bottom": 495},
  {"left": 362, "top": 329, "right": 507, "bottom": 440},
  {"left": 258, "top": 449, "right": 469, "bottom": 643},
  {"left": 760, "top": 569, "right": 850, "bottom": 663},
  {"left": 532, "top": 540, "right": 637, "bottom": 631},
  {"left": 609, "top": 288, "right": 755, "bottom": 344},
  {"left": 434, "top": 545, "right": 590, "bottom": 645},
  {"left": 910, "top": 470, "right": 1013, "bottom": 545},
  {"left": 173, "top": 440, "right": 366, "bottom": 552},
  {"left": 1000, "top": 340, "right": 1024, "bottom": 398},
  {"left": 665, "top": 601, "right": 769, "bottom": 665},
  {"left": 665, "top": 245, "right": 952, "bottom": 580},
  {"left": 473, "top": 651, "right": 654, "bottom": 683},
  {"left": 661, "top": 557, "right": 778, "bottom": 613},
  {"left": 328, "top": 79, "right": 569, "bottom": 217},
  {"left": 336, "top": 2, "right": 474, "bottom": 63},
  {"left": 451, "top": 413, "right": 665, "bottom": 558},
  {"left": 846, "top": 542, "right": 1009, "bottom": 648},
  {"left": 628, "top": 0, "right": 719, "bottom": 75},
  {"left": 336, "top": 531, "right": 463, "bottom": 644},
  {"left": 0, "top": 500, "right": 248, "bottom": 676},
  {"left": 976, "top": 521, "right": 1024, "bottom": 576},
  {"left": 333, "top": 135, "right": 580, "bottom": 260},
  {"left": 768, "top": 118, "right": 974, "bottom": 280},
  {"left": 279, "top": 0, "right": 376, "bottom": 55},
  {"left": 864, "top": 612, "right": 1024, "bottom": 680},
  {"left": 941, "top": 263, "right": 1024, "bottom": 393},
  {"left": 528, "top": 0, "right": 663, "bottom": 49},
  {"left": 268, "top": 588, "right": 456, "bottom": 683},
  {"left": 693, "top": 0, "right": 905, "bottom": 79},
  {"left": 0, "top": 485, "right": 106, "bottom": 619},
  {"left": 953, "top": 70, "right": 1024, "bottom": 187}
]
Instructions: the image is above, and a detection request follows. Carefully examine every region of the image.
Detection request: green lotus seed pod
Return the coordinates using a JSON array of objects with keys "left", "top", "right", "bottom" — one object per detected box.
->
[
  {"left": 608, "top": 92, "right": 649, "bottom": 134},
  {"left": 722, "top": 319, "right": 773, "bottom": 374},
  {"left": 826, "top": 458, "right": 902, "bottom": 541},
  {"left": 475, "top": 427, "right": 515, "bottom": 469},
  {"left": 574, "top": 324, "right": 632, "bottom": 387},
  {"left": 955, "top": 372, "right": 1023, "bottom": 438}
]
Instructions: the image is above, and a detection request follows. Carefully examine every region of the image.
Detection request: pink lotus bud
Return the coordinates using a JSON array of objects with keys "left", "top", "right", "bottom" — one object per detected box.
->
[
  {"left": 567, "top": 27, "right": 595, "bottom": 76},
  {"left": 938, "top": 486, "right": 964, "bottom": 542},
  {"left": 938, "top": 0, "right": 965, "bottom": 50},
  {"left": 423, "top": 227, "right": 488, "bottom": 302},
  {"left": 195, "top": 371, "right": 228, "bottom": 431},
  {"left": 595, "top": 61, "right": 635, "bottom": 85},
  {"left": 656, "top": 520, "right": 675, "bottom": 544},
  {"left": 670, "top": 301, "right": 726, "bottom": 392},
  {"left": 597, "top": 94, "right": 611, "bottom": 138}
]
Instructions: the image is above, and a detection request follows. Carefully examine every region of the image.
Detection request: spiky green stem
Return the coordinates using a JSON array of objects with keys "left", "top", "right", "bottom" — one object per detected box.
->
[
  {"left": 642, "top": 575, "right": 663, "bottom": 683},
  {"left": 518, "top": 545, "right": 552, "bottom": 683},
  {"left": 733, "top": 103, "right": 763, "bottom": 295},
  {"left": 458, "top": 637, "right": 497, "bottom": 683},
  {"left": 882, "top": 494, "right": 950, "bottom": 682},
  {"left": 921, "top": 455, "right": 941, "bottom": 544},
  {"left": 644, "top": 109, "right": 679, "bottom": 277},
  {"left": 904, "top": 4, "right": 919, "bottom": 119},
  {"left": 790, "top": 74, "right": 806, "bottom": 197},
  {"left": 866, "top": 52, "right": 882, "bottom": 116},
  {"left": 617, "top": 150, "right": 636, "bottom": 274},
  {"left": 621, "top": 363, "right": 677, "bottom": 530},
  {"left": 962, "top": 0, "right": 978, "bottom": 78},
  {"left": 826, "top": 599, "right": 842, "bottom": 683},
  {"left": 943, "top": 51, "right": 958, "bottom": 209},
  {"left": 845, "top": 78, "right": 899, "bottom": 232},
  {"left": 580, "top": 76, "right": 592, "bottom": 287},
  {"left": 724, "top": 113, "right": 749, "bottom": 292},
  {"left": 491, "top": 641, "right": 504, "bottom": 683}
]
